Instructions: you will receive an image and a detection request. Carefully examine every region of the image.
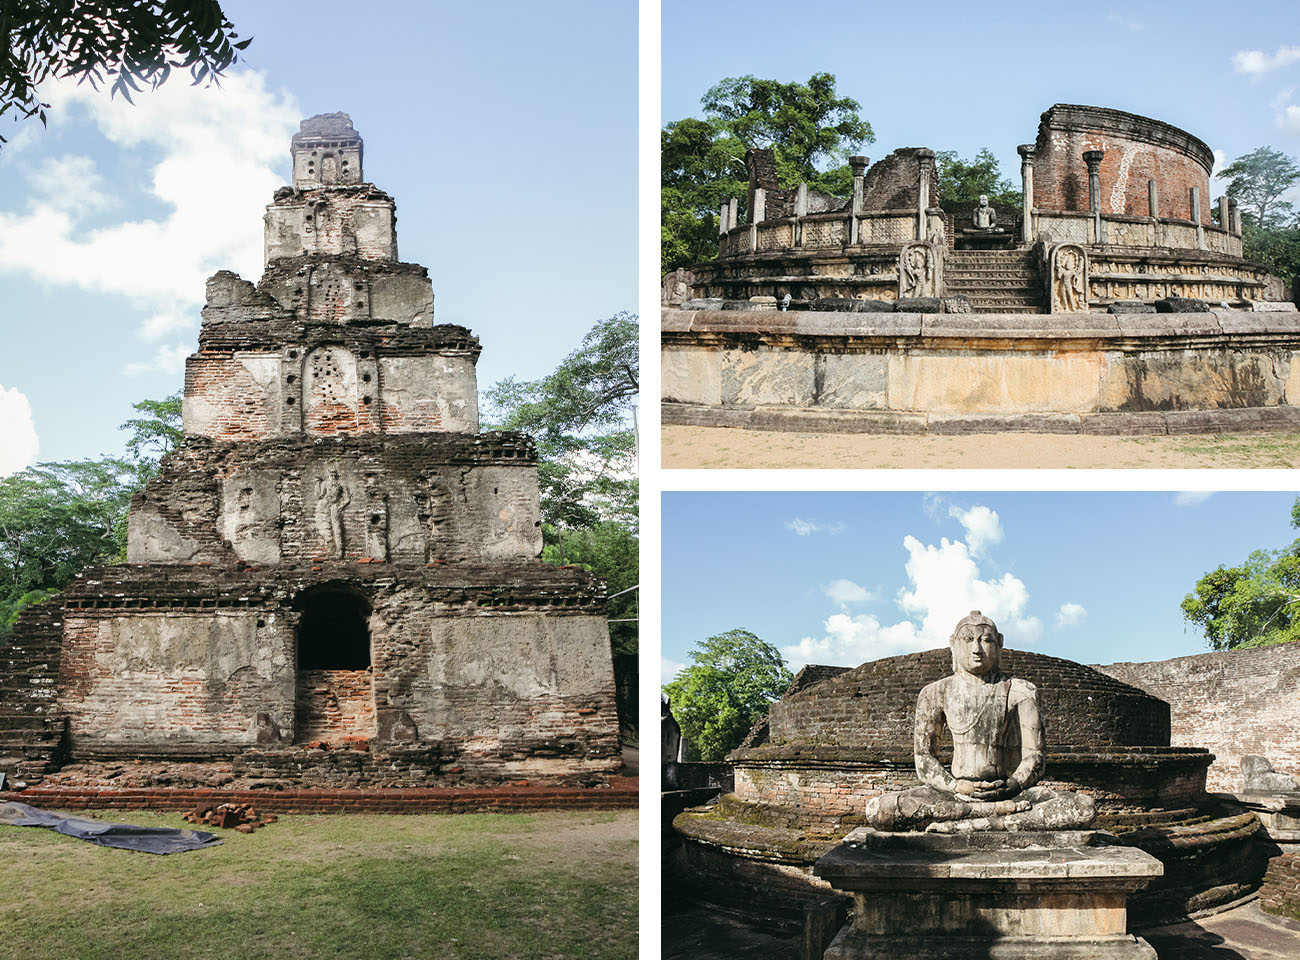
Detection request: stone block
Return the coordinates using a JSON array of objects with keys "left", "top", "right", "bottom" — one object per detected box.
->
[
  {"left": 721, "top": 347, "right": 815, "bottom": 406},
  {"left": 662, "top": 348, "right": 722, "bottom": 405},
  {"left": 941, "top": 295, "right": 972, "bottom": 313},
  {"left": 680, "top": 298, "right": 725, "bottom": 311},
  {"left": 1154, "top": 296, "right": 1208, "bottom": 313},
  {"left": 818, "top": 354, "right": 889, "bottom": 409},
  {"left": 888, "top": 352, "right": 1104, "bottom": 414},
  {"left": 1251, "top": 300, "right": 1299, "bottom": 312},
  {"left": 794, "top": 314, "right": 922, "bottom": 338},
  {"left": 895, "top": 297, "right": 942, "bottom": 313},
  {"left": 809, "top": 297, "right": 896, "bottom": 313},
  {"left": 1108, "top": 301, "right": 1156, "bottom": 314}
]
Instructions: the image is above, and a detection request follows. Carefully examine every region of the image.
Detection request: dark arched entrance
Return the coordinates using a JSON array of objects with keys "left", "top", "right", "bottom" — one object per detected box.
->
[{"left": 294, "top": 585, "right": 376, "bottom": 744}]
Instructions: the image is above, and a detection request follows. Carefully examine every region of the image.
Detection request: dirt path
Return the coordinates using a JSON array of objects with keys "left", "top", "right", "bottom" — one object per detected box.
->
[{"left": 663, "top": 427, "right": 1300, "bottom": 469}]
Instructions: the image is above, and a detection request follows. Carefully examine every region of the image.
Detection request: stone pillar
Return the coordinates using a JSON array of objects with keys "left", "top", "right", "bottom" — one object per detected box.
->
[
  {"left": 718, "top": 201, "right": 729, "bottom": 236},
  {"left": 1231, "top": 199, "right": 1242, "bottom": 235},
  {"left": 1218, "top": 195, "right": 1230, "bottom": 230},
  {"left": 1083, "top": 150, "right": 1104, "bottom": 244},
  {"left": 1017, "top": 144, "right": 1035, "bottom": 244},
  {"left": 794, "top": 183, "right": 808, "bottom": 247},
  {"left": 728, "top": 198, "right": 738, "bottom": 232},
  {"left": 752, "top": 187, "right": 766, "bottom": 225},
  {"left": 1190, "top": 186, "right": 1205, "bottom": 249},
  {"left": 916, "top": 148, "right": 935, "bottom": 241},
  {"left": 849, "top": 155, "right": 868, "bottom": 245},
  {"left": 1148, "top": 179, "right": 1158, "bottom": 218}
]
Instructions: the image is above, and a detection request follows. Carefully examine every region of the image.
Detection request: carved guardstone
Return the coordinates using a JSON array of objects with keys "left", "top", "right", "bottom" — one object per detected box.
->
[
  {"left": 898, "top": 241, "right": 940, "bottom": 300},
  {"left": 1049, "top": 243, "right": 1088, "bottom": 313},
  {"left": 813, "top": 612, "right": 1162, "bottom": 959}
]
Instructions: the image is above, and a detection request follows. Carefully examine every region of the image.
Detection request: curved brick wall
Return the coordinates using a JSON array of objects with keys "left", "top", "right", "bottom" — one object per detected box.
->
[
  {"left": 767, "top": 647, "right": 1170, "bottom": 749},
  {"left": 1032, "top": 104, "right": 1214, "bottom": 224}
]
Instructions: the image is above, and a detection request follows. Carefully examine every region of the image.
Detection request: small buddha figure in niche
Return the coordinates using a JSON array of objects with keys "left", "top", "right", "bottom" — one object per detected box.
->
[{"left": 864, "top": 611, "right": 1094, "bottom": 833}]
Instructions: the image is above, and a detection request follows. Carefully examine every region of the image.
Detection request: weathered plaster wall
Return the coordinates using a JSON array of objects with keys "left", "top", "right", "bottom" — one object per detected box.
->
[
  {"left": 58, "top": 611, "right": 295, "bottom": 749},
  {"left": 1032, "top": 104, "right": 1214, "bottom": 223},
  {"left": 264, "top": 188, "right": 397, "bottom": 262},
  {"left": 127, "top": 436, "right": 543, "bottom": 566},
  {"left": 1096, "top": 643, "right": 1300, "bottom": 792}
]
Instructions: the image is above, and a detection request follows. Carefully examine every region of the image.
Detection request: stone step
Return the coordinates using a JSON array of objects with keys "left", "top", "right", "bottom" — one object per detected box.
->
[
  {"left": 945, "top": 279, "right": 1040, "bottom": 290},
  {"left": 970, "top": 305, "right": 1043, "bottom": 314},
  {"left": 945, "top": 267, "right": 1038, "bottom": 277}
]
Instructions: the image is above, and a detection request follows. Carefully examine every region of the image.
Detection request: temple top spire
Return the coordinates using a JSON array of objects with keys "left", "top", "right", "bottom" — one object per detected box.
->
[{"left": 291, "top": 112, "right": 363, "bottom": 189}]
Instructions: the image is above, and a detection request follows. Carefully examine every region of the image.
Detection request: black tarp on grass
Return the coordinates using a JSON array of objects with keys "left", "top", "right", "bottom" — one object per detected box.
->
[{"left": 0, "top": 801, "right": 221, "bottom": 854}]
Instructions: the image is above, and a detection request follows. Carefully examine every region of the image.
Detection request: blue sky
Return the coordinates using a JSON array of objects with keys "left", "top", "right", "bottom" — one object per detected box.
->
[
  {"left": 661, "top": 491, "right": 1300, "bottom": 682},
  {"left": 0, "top": 1, "right": 636, "bottom": 470},
  {"left": 662, "top": 0, "right": 1300, "bottom": 203}
]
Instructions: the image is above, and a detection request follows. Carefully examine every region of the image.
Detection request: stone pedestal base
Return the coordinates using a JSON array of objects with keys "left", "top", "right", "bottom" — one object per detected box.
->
[
  {"left": 1236, "top": 792, "right": 1300, "bottom": 852},
  {"left": 813, "top": 828, "right": 1162, "bottom": 959}
]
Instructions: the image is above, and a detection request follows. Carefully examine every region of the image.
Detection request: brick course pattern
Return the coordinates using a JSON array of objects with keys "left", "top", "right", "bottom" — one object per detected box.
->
[
  {"left": 1095, "top": 642, "right": 1300, "bottom": 792},
  {"left": 1260, "top": 852, "right": 1300, "bottom": 919},
  {"left": 1031, "top": 104, "right": 1214, "bottom": 223}
]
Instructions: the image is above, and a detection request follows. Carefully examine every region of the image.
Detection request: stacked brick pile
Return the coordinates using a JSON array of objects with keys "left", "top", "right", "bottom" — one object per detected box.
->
[
  {"left": 1260, "top": 853, "right": 1300, "bottom": 919},
  {"left": 183, "top": 802, "right": 277, "bottom": 833}
]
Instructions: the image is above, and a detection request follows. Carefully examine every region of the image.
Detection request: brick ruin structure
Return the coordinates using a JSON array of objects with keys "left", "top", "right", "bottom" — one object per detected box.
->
[
  {"left": 0, "top": 114, "right": 621, "bottom": 790},
  {"left": 663, "top": 103, "right": 1300, "bottom": 435},
  {"left": 670, "top": 647, "right": 1268, "bottom": 928}
]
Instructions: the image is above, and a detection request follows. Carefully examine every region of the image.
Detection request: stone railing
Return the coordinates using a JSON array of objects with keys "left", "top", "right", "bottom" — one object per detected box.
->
[
  {"left": 718, "top": 210, "right": 945, "bottom": 259},
  {"left": 1033, "top": 210, "right": 1243, "bottom": 256}
]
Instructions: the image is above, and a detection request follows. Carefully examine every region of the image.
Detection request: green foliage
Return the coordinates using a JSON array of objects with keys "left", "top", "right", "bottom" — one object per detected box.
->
[
  {"left": 935, "top": 148, "right": 1022, "bottom": 210},
  {"left": 1182, "top": 498, "right": 1300, "bottom": 649},
  {"left": 662, "top": 629, "right": 792, "bottom": 762},
  {"left": 543, "top": 521, "right": 637, "bottom": 657},
  {"left": 1217, "top": 146, "right": 1300, "bottom": 228},
  {"left": 0, "top": 393, "right": 183, "bottom": 638},
  {"left": 0, "top": 1, "right": 251, "bottom": 145},
  {"left": 0, "top": 458, "right": 140, "bottom": 634},
  {"left": 1241, "top": 220, "right": 1300, "bottom": 282},
  {"left": 120, "top": 391, "right": 183, "bottom": 479},
  {"left": 661, "top": 73, "right": 873, "bottom": 273},
  {"left": 483, "top": 312, "right": 638, "bottom": 531}
]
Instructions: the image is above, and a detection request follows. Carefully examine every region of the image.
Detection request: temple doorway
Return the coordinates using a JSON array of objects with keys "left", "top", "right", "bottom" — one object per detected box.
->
[{"left": 294, "top": 586, "right": 377, "bottom": 744}]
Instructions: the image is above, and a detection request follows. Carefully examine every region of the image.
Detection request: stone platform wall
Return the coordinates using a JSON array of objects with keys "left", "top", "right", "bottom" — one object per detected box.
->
[
  {"left": 1097, "top": 643, "right": 1300, "bottom": 792},
  {"left": 662, "top": 308, "right": 1300, "bottom": 430}
]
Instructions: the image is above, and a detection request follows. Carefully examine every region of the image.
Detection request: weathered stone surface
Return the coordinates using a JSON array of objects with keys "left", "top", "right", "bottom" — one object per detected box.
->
[
  {"left": 894, "top": 297, "right": 942, "bottom": 313},
  {"left": 662, "top": 348, "right": 722, "bottom": 405},
  {"left": 680, "top": 297, "right": 725, "bottom": 311},
  {"left": 808, "top": 297, "right": 895, "bottom": 313},
  {"left": 941, "top": 294, "right": 972, "bottom": 313},
  {"left": 817, "top": 355, "right": 889, "bottom": 409},
  {"left": 1242, "top": 755, "right": 1300, "bottom": 793},
  {"left": 720, "top": 347, "right": 815, "bottom": 406},
  {"left": 888, "top": 352, "right": 1104, "bottom": 414},
  {"left": 1154, "top": 296, "right": 1209, "bottom": 312},
  {"left": 1109, "top": 301, "right": 1157, "bottom": 314}
]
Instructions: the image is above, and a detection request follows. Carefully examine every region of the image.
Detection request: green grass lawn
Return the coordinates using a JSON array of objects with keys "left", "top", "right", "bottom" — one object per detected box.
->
[{"left": 0, "top": 809, "right": 637, "bottom": 960}]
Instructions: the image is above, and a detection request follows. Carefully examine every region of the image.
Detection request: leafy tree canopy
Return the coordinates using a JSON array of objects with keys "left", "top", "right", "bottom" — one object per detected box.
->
[
  {"left": 543, "top": 521, "right": 637, "bottom": 658},
  {"left": 662, "top": 73, "right": 873, "bottom": 273},
  {"left": 484, "top": 312, "right": 638, "bottom": 532},
  {"left": 1181, "top": 498, "right": 1300, "bottom": 650},
  {"left": 0, "top": 394, "right": 183, "bottom": 637},
  {"left": 936, "top": 148, "right": 1022, "bottom": 211},
  {"left": 1217, "top": 146, "right": 1300, "bottom": 229},
  {"left": 662, "top": 629, "right": 792, "bottom": 762},
  {"left": 1, "top": 0, "right": 250, "bottom": 144}
]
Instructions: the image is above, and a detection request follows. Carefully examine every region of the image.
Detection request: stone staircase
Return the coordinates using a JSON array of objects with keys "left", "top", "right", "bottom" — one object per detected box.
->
[
  {"left": 945, "top": 249, "right": 1044, "bottom": 313},
  {"left": 0, "top": 603, "right": 68, "bottom": 784}
]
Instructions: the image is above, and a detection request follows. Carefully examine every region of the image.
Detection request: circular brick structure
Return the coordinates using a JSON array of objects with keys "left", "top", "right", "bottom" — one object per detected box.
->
[{"left": 1032, "top": 104, "right": 1214, "bottom": 223}]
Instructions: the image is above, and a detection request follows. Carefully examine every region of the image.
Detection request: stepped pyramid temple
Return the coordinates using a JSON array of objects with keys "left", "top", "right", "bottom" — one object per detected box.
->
[
  {"left": 662, "top": 104, "right": 1300, "bottom": 435},
  {"left": 0, "top": 114, "right": 621, "bottom": 790}
]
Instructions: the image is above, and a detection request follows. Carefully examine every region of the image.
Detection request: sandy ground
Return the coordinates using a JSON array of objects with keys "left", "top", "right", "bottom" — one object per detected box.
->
[{"left": 663, "top": 426, "right": 1300, "bottom": 469}]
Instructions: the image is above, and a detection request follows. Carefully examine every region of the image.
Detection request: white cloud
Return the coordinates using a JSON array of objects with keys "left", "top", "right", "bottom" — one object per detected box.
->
[
  {"left": 1174, "top": 491, "right": 1214, "bottom": 507},
  {"left": 786, "top": 518, "right": 845, "bottom": 536},
  {"left": 1234, "top": 46, "right": 1300, "bottom": 79},
  {"left": 1106, "top": 11, "right": 1144, "bottom": 31},
  {"left": 948, "top": 504, "right": 1003, "bottom": 557},
  {"left": 662, "top": 656, "right": 685, "bottom": 684},
  {"left": 26, "top": 155, "right": 116, "bottom": 214},
  {"left": 824, "top": 578, "right": 872, "bottom": 608},
  {"left": 1279, "top": 104, "right": 1300, "bottom": 135},
  {"left": 1211, "top": 148, "right": 1227, "bottom": 180},
  {"left": 0, "top": 71, "right": 299, "bottom": 341},
  {"left": 782, "top": 522, "right": 1042, "bottom": 671},
  {"left": 124, "top": 343, "right": 190, "bottom": 376},
  {"left": 0, "top": 386, "right": 39, "bottom": 475},
  {"left": 1055, "top": 602, "right": 1087, "bottom": 629}
]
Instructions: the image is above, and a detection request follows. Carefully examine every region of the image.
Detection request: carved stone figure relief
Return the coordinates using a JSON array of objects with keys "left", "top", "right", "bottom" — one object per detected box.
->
[
  {"left": 315, "top": 466, "right": 351, "bottom": 558},
  {"left": 899, "top": 241, "right": 938, "bottom": 298},
  {"left": 1050, "top": 243, "right": 1087, "bottom": 313}
]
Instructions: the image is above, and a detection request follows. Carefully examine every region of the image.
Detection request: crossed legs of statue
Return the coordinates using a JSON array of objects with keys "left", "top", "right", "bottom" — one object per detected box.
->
[{"left": 865, "top": 784, "right": 1095, "bottom": 834}]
